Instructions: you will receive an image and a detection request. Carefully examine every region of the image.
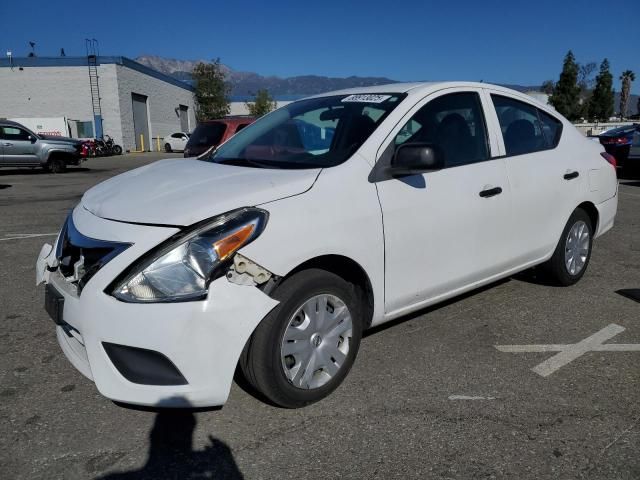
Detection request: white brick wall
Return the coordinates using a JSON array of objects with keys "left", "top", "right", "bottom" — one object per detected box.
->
[
  {"left": 0, "top": 60, "right": 196, "bottom": 152},
  {"left": 116, "top": 65, "right": 196, "bottom": 151},
  {"left": 0, "top": 64, "right": 121, "bottom": 142}
]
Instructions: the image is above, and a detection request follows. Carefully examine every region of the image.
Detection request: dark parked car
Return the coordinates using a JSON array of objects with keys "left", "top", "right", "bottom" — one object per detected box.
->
[
  {"left": 184, "top": 117, "right": 255, "bottom": 158},
  {"left": 0, "top": 120, "right": 82, "bottom": 173},
  {"left": 599, "top": 123, "right": 640, "bottom": 175}
]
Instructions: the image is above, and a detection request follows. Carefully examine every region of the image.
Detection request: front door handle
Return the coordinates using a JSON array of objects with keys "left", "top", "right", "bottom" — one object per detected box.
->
[
  {"left": 563, "top": 171, "right": 579, "bottom": 180},
  {"left": 3, "top": 142, "right": 12, "bottom": 146},
  {"left": 479, "top": 186, "right": 502, "bottom": 198}
]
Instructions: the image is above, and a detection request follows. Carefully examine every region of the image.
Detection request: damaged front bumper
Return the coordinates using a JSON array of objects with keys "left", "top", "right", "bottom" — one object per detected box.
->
[{"left": 37, "top": 206, "right": 279, "bottom": 408}]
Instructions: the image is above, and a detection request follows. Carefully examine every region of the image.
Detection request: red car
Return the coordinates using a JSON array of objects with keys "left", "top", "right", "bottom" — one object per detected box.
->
[{"left": 183, "top": 117, "right": 255, "bottom": 158}]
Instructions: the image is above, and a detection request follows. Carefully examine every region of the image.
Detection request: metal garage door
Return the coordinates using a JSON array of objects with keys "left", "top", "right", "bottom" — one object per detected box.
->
[
  {"left": 131, "top": 93, "right": 150, "bottom": 151},
  {"left": 179, "top": 105, "right": 189, "bottom": 132}
]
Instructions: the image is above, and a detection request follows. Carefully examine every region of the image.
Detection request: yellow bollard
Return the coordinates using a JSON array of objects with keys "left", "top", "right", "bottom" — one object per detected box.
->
[
  {"left": 156, "top": 136, "right": 161, "bottom": 152},
  {"left": 140, "top": 134, "right": 145, "bottom": 152}
]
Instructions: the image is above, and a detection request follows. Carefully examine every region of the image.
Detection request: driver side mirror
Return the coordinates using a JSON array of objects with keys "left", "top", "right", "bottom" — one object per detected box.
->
[
  {"left": 28, "top": 135, "right": 36, "bottom": 143},
  {"left": 389, "top": 143, "right": 444, "bottom": 175}
]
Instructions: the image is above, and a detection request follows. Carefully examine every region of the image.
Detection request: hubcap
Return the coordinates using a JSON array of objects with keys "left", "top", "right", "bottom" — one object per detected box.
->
[
  {"left": 281, "top": 294, "right": 352, "bottom": 390},
  {"left": 564, "top": 220, "right": 590, "bottom": 276}
]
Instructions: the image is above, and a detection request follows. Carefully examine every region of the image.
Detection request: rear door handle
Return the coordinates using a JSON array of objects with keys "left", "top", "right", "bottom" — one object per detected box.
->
[
  {"left": 3, "top": 142, "right": 12, "bottom": 146},
  {"left": 563, "top": 171, "right": 579, "bottom": 180},
  {"left": 479, "top": 186, "right": 502, "bottom": 198}
]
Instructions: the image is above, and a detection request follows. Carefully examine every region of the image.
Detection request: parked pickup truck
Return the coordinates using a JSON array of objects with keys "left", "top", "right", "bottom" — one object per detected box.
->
[{"left": 0, "top": 120, "right": 83, "bottom": 173}]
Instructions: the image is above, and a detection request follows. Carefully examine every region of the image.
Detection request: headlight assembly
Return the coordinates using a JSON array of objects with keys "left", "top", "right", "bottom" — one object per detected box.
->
[{"left": 109, "top": 208, "right": 268, "bottom": 303}]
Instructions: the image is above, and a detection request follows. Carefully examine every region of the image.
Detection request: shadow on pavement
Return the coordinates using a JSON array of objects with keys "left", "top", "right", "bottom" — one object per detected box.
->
[
  {"left": 0, "top": 167, "right": 91, "bottom": 176},
  {"left": 616, "top": 288, "right": 640, "bottom": 304},
  {"left": 97, "top": 398, "right": 243, "bottom": 480}
]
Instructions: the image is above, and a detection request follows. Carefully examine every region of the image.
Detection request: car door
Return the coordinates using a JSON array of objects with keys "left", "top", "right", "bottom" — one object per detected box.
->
[
  {"left": 485, "top": 91, "right": 581, "bottom": 265},
  {"left": 1, "top": 126, "right": 39, "bottom": 165},
  {"left": 178, "top": 133, "right": 189, "bottom": 150},
  {"left": 374, "top": 89, "right": 512, "bottom": 314}
]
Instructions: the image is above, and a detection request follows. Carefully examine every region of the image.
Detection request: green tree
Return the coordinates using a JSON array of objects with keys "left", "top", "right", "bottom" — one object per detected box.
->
[
  {"left": 549, "top": 51, "right": 581, "bottom": 120},
  {"left": 588, "top": 59, "right": 614, "bottom": 121},
  {"left": 192, "top": 59, "right": 230, "bottom": 121},
  {"left": 576, "top": 62, "right": 597, "bottom": 118},
  {"left": 619, "top": 70, "right": 636, "bottom": 119},
  {"left": 245, "top": 89, "right": 277, "bottom": 117},
  {"left": 541, "top": 80, "right": 555, "bottom": 95}
]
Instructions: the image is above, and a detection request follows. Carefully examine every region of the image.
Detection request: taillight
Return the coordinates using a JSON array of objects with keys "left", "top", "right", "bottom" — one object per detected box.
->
[
  {"left": 600, "top": 152, "right": 617, "bottom": 168},
  {"left": 601, "top": 136, "right": 629, "bottom": 145}
]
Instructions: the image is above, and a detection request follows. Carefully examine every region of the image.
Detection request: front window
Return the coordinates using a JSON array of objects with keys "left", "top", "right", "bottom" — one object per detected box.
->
[
  {"left": 392, "top": 92, "right": 489, "bottom": 167},
  {"left": 206, "top": 94, "right": 405, "bottom": 169},
  {"left": 0, "top": 126, "right": 34, "bottom": 141}
]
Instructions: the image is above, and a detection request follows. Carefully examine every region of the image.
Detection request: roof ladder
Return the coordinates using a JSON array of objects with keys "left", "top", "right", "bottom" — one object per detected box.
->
[{"left": 86, "top": 39, "right": 103, "bottom": 139}]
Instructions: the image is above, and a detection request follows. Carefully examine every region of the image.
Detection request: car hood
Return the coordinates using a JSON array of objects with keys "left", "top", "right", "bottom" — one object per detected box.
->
[{"left": 81, "top": 159, "right": 320, "bottom": 226}]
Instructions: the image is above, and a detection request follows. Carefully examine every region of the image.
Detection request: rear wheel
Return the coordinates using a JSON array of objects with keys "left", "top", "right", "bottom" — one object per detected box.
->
[
  {"left": 543, "top": 208, "right": 593, "bottom": 285},
  {"left": 240, "top": 269, "right": 362, "bottom": 408},
  {"left": 164, "top": 143, "right": 172, "bottom": 153}
]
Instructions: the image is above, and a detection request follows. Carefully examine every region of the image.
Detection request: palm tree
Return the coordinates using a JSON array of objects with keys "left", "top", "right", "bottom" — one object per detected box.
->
[{"left": 619, "top": 70, "right": 636, "bottom": 119}]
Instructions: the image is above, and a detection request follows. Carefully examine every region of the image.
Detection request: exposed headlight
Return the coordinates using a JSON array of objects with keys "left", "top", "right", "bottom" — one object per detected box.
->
[{"left": 110, "top": 208, "right": 268, "bottom": 303}]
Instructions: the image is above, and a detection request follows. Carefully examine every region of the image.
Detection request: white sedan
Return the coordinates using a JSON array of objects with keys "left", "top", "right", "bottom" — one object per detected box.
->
[
  {"left": 36, "top": 82, "right": 617, "bottom": 408},
  {"left": 163, "top": 132, "right": 190, "bottom": 152}
]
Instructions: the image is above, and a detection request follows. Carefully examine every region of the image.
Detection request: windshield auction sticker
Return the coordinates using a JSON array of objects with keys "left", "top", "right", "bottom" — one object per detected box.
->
[{"left": 341, "top": 94, "right": 392, "bottom": 103}]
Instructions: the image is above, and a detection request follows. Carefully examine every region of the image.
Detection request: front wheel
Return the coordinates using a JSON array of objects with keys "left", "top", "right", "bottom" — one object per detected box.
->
[
  {"left": 240, "top": 269, "right": 363, "bottom": 408},
  {"left": 112, "top": 145, "right": 123, "bottom": 155},
  {"left": 543, "top": 208, "right": 593, "bottom": 286},
  {"left": 46, "top": 158, "right": 66, "bottom": 174}
]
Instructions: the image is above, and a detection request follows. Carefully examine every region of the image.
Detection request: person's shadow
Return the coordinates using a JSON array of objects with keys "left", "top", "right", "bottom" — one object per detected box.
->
[{"left": 97, "top": 398, "right": 243, "bottom": 479}]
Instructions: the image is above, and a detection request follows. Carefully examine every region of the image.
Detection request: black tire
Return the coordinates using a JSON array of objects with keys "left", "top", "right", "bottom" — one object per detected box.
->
[
  {"left": 164, "top": 143, "right": 172, "bottom": 153},
  {"left": 113, "top": 145, "right": 123, "bottom": 155},
  {"left": 240, "top": 269, "right": 363, "bottom": 408},
  {"left": 47, "top": 158, "right": 66, "bottom": 174},
  {"left": 543, "top": 208, "right": 594, "bottom": 286}
]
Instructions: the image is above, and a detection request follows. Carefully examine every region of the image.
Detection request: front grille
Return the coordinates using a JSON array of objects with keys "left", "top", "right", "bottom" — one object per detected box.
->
[{"left": 55, "top": 213, "right": 131, "bottom": 292}]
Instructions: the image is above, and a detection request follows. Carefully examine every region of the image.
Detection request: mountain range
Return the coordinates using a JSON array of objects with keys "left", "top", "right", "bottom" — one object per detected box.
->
[{"left": 135, "top": 55, "right": 639, "bottom": 114}]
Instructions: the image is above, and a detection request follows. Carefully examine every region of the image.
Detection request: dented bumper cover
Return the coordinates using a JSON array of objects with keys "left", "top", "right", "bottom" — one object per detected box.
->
[{"left": 36, "top": 206, "right": 278, "bottom": 408}]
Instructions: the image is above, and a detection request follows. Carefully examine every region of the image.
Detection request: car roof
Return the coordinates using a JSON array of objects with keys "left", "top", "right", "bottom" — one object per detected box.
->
[
  {"left": 0, "top": 119, "right": 28, "bottom": 128},
  {"left": 308, "top": 81, "right": 529, "bottom": 98}
]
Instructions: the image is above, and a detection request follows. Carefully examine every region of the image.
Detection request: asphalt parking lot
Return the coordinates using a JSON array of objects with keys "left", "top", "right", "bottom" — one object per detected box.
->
[{"left": 1, "top": 154, "right": 639, "bottom": 479}]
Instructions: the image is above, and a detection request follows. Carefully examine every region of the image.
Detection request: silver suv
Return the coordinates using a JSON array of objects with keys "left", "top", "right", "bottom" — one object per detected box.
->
[{"left": 0, "top": 120, "right": 83, "bottom": 173}]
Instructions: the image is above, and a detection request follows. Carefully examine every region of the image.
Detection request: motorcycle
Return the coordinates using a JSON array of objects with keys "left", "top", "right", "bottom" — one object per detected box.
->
[{"left": 94, "top": 135, "right": 123, "bottom": 156}]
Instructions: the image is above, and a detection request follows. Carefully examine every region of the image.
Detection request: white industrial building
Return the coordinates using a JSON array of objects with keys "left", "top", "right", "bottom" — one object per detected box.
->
[{"left": 0, "top": 56, "right": 196, "bottom": 152}]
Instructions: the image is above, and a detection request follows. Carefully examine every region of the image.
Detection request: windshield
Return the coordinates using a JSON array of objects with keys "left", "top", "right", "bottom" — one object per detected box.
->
[
  {"left": 187, "top": 122, "right": 227, "bottom": 147},
  {"left": 205, "top": 93, "right": 406, "bottom": 169}
]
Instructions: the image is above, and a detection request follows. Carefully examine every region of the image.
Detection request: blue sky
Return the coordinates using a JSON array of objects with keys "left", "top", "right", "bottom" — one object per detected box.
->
[{"left": 1, "top": 0, "right": 638, "bottom": 93}]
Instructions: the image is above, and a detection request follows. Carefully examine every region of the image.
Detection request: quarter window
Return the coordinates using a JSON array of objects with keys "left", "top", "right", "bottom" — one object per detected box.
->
[
  {"left": 393, "top": 92, "right": 489, "bottom": 167},
  {"left": 491, "top": 95, "right": 563, "bottom": 156}
]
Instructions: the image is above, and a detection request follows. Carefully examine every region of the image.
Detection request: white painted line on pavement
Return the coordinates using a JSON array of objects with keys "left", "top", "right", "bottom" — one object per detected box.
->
[
  {"left": 448, "top": 395, "right": 496, "bottom": 401},
  {"left": 0, "top": 233, "right": 57, "bottom": 242},
  {"left": 495, "top": 324, "right": 640, "bottom": 377}
]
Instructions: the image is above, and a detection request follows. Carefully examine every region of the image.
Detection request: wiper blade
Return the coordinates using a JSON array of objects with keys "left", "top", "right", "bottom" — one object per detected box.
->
[{"left": 215, "top": 158, "right": 278, "bottom": 168}]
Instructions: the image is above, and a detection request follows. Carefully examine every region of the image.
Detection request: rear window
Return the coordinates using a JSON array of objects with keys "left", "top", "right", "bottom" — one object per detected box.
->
[
  {"left": 491, "top": 95, "right": 563, "bottom": 156},
  {"left": 187, "top": 122, "right": 227, "bottom": 147}
]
